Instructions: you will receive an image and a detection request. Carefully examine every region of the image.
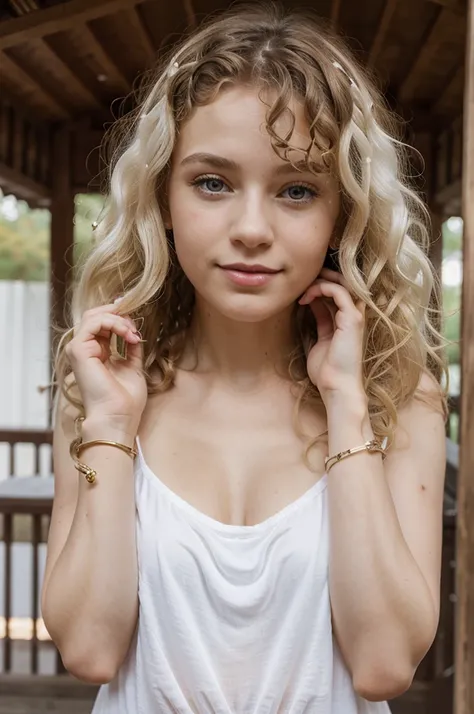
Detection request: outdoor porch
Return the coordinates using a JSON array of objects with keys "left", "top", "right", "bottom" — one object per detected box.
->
[{"left": 0, "top": 1, "right": 472, "bottom": 713}]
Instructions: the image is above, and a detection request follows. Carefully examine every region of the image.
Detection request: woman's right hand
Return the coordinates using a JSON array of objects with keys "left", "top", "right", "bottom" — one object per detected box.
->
[{"left": 65, "top": 302, "right": 148, "bottom": 432}]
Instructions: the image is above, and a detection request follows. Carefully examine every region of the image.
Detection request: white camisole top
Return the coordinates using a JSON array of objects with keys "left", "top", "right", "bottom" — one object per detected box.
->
[{"left": 91, "top": 437, "right": 392, "bottom": 714}]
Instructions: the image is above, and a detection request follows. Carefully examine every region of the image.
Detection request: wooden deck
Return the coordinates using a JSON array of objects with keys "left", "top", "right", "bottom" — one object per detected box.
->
[
  {"left": 0, "top": 674, "right": 98, "bottom": 713},
  {"left": 0, "top": 677, "right": 434, "bottom": 714},
  {"left": 0, "top": 695, "right": 94, "bottom": 713}
]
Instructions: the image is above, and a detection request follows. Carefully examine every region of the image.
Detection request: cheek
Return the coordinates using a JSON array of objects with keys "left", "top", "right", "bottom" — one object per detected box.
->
[
  {"left": 282, "top": 215, "right": 336, "bottom": 288},
  {"left": 289, "top": 215, "right": 334, "bottom": 262},
  {"left": 173, "top": 231, "right": 204, "bottom": 269},
  {"left": 172, "top": 223, "right": 215, "bottom": 288}
]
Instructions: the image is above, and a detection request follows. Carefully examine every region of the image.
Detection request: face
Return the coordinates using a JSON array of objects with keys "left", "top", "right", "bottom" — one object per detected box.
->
[{"left": 166, "top": 84, "right": 340, "bottom": 323}]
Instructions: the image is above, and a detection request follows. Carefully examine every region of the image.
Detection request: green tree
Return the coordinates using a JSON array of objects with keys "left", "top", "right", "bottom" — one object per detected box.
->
[
  {"left": 0, "top": 192, "right": 50, "bottom": 280},
  {"left": 0, "top": 191, "right": 104, "bottom": 281},
  {"left": 441, "top": 218, "right": 463, "bottom": 365}
]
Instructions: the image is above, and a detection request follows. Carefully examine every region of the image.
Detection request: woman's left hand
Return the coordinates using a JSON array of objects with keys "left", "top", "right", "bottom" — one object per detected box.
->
[{"left": 299, "top": 267, "right": 367, "bottom": 402}]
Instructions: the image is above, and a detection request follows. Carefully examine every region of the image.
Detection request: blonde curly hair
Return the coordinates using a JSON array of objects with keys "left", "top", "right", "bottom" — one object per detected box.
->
[{"left": 53, "top": 0, "right": 451, "bottom": 458}]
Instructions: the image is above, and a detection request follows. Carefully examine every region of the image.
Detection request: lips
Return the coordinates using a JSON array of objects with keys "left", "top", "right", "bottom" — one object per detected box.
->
[
  {"left": 218, "top": 265, "right": 281, "bottom": 287},
  {"left": 219, "top": 263, "right": 281, "bottom": 274}
]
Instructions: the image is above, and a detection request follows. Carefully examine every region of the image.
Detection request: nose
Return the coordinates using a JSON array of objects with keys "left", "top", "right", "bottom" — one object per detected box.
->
[{"left": 229, "top": 192, "right": 274, "bottom": 250}]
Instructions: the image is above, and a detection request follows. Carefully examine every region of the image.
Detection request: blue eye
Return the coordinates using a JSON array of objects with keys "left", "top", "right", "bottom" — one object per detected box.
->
[
  {"left": 191, "top": 175, "right": 318, "bottom": 203},
  {"left": 192, "top": 176, "right": 228, "bottom": 194},
  {"left": 282, "top": 185, "right": 317, "bottom": 202}
]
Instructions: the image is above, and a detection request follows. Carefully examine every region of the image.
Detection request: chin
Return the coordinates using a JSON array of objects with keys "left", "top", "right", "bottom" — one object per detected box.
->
[{"left": 211, "top": 295, "right": 293, "bottom": 324}]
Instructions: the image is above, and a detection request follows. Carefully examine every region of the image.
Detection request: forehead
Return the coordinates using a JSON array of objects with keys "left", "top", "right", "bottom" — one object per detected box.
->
[{"left": 172, "top": 84, "right": 317, "bottom": 166}]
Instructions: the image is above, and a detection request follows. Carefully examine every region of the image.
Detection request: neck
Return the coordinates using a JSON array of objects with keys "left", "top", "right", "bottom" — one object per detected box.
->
[{"left": 179, "top": 298, "right": 297, "bottom": 389}]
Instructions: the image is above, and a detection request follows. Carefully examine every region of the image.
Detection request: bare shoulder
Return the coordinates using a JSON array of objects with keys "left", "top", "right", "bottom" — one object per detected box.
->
[{"left": 390, "top": 370, "right": 446, "bottom": 450}]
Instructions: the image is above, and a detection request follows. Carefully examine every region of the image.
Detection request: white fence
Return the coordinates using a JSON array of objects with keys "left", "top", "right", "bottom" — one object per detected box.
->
[
  {"left": 0, "top": 281, "right": 52, "bottom": 662},
  {"left": 0, "top": 280, "right": 51, "bottom": 480}
]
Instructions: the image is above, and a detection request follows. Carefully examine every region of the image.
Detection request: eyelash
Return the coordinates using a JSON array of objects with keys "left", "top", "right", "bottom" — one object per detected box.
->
[{"left": 190, "top": 174, "right": 319, "bottom": 204}]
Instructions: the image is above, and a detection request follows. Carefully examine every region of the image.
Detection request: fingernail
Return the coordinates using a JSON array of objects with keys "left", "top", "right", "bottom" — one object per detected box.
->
[{"left": 114, "top": 296, "right": 124, "bottom": 305}]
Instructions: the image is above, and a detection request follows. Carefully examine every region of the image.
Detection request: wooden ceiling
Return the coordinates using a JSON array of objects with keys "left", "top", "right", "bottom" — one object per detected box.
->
[{"left": 0, "top": 0, "right": 468, "bottom": 130}]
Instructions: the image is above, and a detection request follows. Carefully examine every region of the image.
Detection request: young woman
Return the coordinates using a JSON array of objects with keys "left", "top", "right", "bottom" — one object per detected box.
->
[{"left": 41, "top": 2, "right": 450, "bottom": 712}]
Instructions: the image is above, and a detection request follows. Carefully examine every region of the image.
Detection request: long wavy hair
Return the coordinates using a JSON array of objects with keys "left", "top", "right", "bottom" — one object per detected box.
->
[{"left": 53, "top": 0, "right": 451, "bottom": 458}]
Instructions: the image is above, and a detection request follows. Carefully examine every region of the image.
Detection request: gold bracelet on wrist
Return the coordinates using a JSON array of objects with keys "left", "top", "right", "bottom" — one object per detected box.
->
[
  {"left": 324, "top": 439, "right": 386, "bottom": 474},
  {"left": 69, "top": 437, "right": 138, "bottom": 484}
]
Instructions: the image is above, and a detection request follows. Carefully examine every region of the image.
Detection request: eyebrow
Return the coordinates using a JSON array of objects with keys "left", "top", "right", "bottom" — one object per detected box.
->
[{"left": 179, "top": 152, "right": 326, "bottom": 175}]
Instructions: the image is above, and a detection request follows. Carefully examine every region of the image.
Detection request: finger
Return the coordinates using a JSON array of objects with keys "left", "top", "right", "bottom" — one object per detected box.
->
[
  {"left": 318, "top": 267, "right": 345, "bottom": 282},
  {"left": 317, "top": 268, "right": 357, "bottom": 296},
  {"left": 74, "top": 315, "right": 140, "bottom": 346},
  {"left": 91, "top": 309, "right": 138, "bottom": 334},
  {"left": 309, "top": 297, "right": 335, "bottom": 341},
  {"left": 119, "top": 334, "right": 145, "bottom": 370},
  {"left": 355, "top": 298, "right": 367, "bottom": 317},
  {"left": 82, "top": 301, "right": 138, "bottom": 331},
  {"left": 83, "top": 302, "right": 123, "bottom": 317},
  {"left": 300, "top": 280, "right": 360, "bottom": 320}
]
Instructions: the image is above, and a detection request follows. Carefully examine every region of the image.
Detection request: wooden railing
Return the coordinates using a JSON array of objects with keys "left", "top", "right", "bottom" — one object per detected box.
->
[
  {"left": 0, "top": 396, "right": 462, "bottom": 714},
  {"left": 0, "top": 429, "right": 65, "bottom": 675}
]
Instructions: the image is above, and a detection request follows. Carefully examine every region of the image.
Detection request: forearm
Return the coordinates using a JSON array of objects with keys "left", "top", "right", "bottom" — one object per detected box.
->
[
  {"left": 325, "top": 391, "right": 437, "bottom": 690},
  {"left": 43, "top": 420, "right": 139, "bottom": 675}
]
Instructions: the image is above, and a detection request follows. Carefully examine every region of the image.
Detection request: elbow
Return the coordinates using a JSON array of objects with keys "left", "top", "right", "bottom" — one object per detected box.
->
[
  {"left": 42, "top": 619, "right": 118, "bottom": 684},
  {"left": 42, "top": 602, "right": 126, "bottom": 685},
  {"left": 350, "top": 615, "right": 437, "bottom": 702},
  {"left": 61, "top": 650, "right": 120, "bottom": 685},
  {"left": 353, "top": 664, "right": 415, "bottom": 702}
]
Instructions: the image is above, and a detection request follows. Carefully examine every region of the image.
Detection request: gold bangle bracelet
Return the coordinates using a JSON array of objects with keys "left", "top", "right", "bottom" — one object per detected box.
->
[
  {"left": 324, "top": 439, "right": 386, "bottom": 474},
  {"left": 69, "top": 437, "right": 137, "bottom": 484}
]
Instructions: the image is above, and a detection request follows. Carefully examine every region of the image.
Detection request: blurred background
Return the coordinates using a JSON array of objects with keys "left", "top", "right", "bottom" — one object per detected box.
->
[{"left": 0, "top": 0, "right": 471, "bottom": 712}]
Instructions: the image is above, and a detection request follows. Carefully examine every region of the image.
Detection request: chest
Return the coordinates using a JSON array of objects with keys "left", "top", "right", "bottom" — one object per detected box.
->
[{"left": 137, "top": 381, "right": 328, "bottom": 528}]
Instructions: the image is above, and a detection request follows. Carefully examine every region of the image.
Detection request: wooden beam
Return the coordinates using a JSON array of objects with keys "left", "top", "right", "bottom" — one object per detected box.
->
[
  {"left": 398, "top": 8, "right": 465, "bottom": 104},
  {"left": 368, "top": 0, "right": 399, "bottom": 68},
  {"left": 0, "top": 103, "right": 9, "bottom": 165},
  {"left": 36, "top": 38, "right": 105, "bottom": 112},
  {"left": 433, "top": 64, "right": 465, "bottom": 117},
  {"left": 50, "top": 125, "right": 74, "bottom": 332},
  {"left": 0, "top": 160, "right": 50, "bottom": 202},
  {"left": 330, "top": 0, "right": 342, "bottom": 30},
  {"left": 427, "top": 0, "right": 466, "bottom": 12},
  {"left": 0, "top": 87, "right": 49, "bottom": 130},
  {"left": 0, "top": 0, "right": 151, "bottom": 50},
  {"left": 455, "top": 0, "right": 474, "bottom": 711},
  {"left": 79, "top": 24, "right": 131, "bottom": 96},
  {"left": 0, "top": 52, "right": 71, "bottom": 119},
  {"left": 25, "top": 123, "right": 39, "bottom": 181},
  {"left": 38, "top": 126, "right": 51, "bottom": 187},
  {"left": 121, "top": 7, "right": 156, "bottom": 67},
  {"left": 70, "top": 127, "right": 104, "bottom": 192},
  {"left": 434, "top": 176, "right": 462, "bottom": 208},
  {"left": 11, "top": 112, "right": 23, "bottom": 174}
]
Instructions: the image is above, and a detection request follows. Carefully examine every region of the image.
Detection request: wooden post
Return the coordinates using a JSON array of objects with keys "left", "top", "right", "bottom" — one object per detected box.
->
[
  {"left": 454, "top": 0, "right": 474, "bottom": 712},
  {"left": 411, "top": 129, "right": 444, "bottom": 333},
  {"left": 49, "top": 124, "right": 74, "bottom": 423}
]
